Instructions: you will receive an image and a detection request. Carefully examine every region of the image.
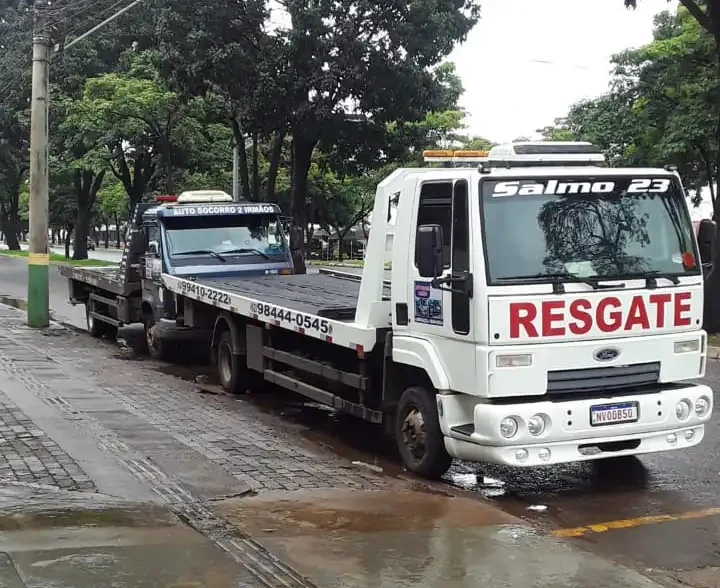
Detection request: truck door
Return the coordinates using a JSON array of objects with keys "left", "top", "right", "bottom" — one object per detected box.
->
[{"left": 410, "top": 179, "right": 476, "bottom": 394}]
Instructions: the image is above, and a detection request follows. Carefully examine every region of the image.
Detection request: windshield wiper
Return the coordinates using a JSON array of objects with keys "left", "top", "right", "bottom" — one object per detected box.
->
[
  {"left": 218, "top": 247, "right": 270, "bottom": 260},
  {"left": 614, "top": 271, "right": 681, "bottom": 287},
  {"left": 174, "top": 249, "right": 227, "bottom": 262},
  {"left": 498, "top": 272, "right": 606, "bottom": 291}
]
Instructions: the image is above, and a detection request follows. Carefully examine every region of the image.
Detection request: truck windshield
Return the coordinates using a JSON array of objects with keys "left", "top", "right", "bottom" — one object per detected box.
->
[
  {"left": 164, "top": 214, "right": 287, "bottom": 264},
  {"left": 480, "top": 176, "right": 700, "bottom": 284}
]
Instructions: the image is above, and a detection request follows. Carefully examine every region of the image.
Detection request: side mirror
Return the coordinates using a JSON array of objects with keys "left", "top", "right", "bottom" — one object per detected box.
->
[
  {"left": 131, "top": 229, "right": 148, "bottom": 255},
  {"left": 289, "top": 226, "right": 304, "bottom": 251},
  {"left": 417, "top": 224, "right": 444, "bottom": 278},
  {"left": 697, "top": 219, "right": 715, "bottom": 264}
]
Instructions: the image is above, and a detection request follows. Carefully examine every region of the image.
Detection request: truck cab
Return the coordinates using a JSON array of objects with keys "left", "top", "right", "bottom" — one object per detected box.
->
[
  {"left": 139, "top": 190, "right": 293, "bottom": 280},
  {"left": 359, "top": 141, "right": 711, "bottom": 473}
]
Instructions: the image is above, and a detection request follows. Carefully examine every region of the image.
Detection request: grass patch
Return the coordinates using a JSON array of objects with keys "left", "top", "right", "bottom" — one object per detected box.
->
[
  {"left": 708, "top": 333, "right": 720, "bottom": 348},
  {"left": 0, "top": 250, "right": 117, "bottom": 267}
]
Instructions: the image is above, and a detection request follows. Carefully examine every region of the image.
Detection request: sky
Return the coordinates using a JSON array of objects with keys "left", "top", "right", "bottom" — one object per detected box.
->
[{"left": 449, "top": 0, "right": 680, "bottom": 143}]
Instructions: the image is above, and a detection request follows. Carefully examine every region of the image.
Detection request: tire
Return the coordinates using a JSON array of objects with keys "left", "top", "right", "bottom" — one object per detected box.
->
[
  {"left": 395, "top": 386, "right": 452, "bottom": 479},
  {"left": 86, "top": 303, "right": 118, "bottom": 340},
  {"left": 86, "top": 303, "right": 102, "bottom": 338},
  {"left": 216, "top": 330, "right": 247, "bottom": 394},
  {"left": 144, "top": 316, "right": 168, "bottom": 360}
]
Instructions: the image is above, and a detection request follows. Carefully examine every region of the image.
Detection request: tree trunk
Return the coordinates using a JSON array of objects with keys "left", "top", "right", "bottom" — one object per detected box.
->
[
  {"left": 72, "top": 170, "right": 105, "bottom": 260},
  {"left": 702, "top": 39, "right": 720, "bottom": 332},
  {"left": 289, "top": 135, "right": 317, "bottom": 274},
  {"left": 266, "top": 130, "right": 286, "bottom": 202},
  {"left": 251, "top": 133, "right": 260, "bottom": 201},
  {"left": 114, "top": 213, "right": 121, "bottom": 248},
  {"left": 64, "top": 224, "right": 74, "bottom": 259},
  {"left": 230, "top": 119, "right": 251, "bottom": 200},
  {"left": 3, "top": 177, "right": 21, "bottom": 251}
]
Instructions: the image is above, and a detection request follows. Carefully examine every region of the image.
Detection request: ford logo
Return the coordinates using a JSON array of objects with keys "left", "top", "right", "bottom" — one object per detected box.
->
[{"left": 594, "top": 347, "right": 620, "bottom": 362}]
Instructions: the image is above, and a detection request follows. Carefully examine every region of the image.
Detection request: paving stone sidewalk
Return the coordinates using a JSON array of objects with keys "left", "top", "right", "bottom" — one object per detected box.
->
[
  {"left": 0, "top": 304, "right": 384, "bottom": 499},
  {"left": 0, "top": 393, "right": 95, "bottom": 492}
]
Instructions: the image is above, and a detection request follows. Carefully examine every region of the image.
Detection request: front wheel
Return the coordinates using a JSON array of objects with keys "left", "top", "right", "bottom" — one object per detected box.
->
[
  {"left": 216, "top": 330, "right": 247, "bottom": 394},
  {"left": 144, "top": 317, "right": 168, "bottom": 360},
  {"left": 395, "top": 386, "right": 452, "bottom": 479}
]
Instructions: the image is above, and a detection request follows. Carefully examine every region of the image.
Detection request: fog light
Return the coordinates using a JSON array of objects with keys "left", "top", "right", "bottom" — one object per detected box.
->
[
  {"left": 538, "top": 448, "right": 551, "bottom": 461},
  {"left": 695, "top": 396, "right": 711, "bottom": 418},
  {"left": 674, "top": 339, "right": 701, "bottom": 354},
  {"left": 496, "top": 354, "right": 532, "bottom": 368},
  {"left": 666, "top": 433, "right": 677, "bottom": 445},
  {"left": 684, "top": 429, "right": 695, "bottom": 441},
  {"left": 515, "top": 449, "right": 529, "bottom": 462},
  {"left": 500, "top": 417, "right": 519, "bottom": 439},
  {"left": 528, "top": 414, "right": 547, "bottom": 436},
  {"left": 676, "top": 399, "right": 692, "bottom": 421}
]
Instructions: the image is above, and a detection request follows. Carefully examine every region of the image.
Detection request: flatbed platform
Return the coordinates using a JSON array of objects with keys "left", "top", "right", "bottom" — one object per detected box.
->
[
  {"left": 59, "top": 265, "right": 137, "bottom": 297},
  {"left": 199, "top": 274, "right": 390, "bottom": 321}
]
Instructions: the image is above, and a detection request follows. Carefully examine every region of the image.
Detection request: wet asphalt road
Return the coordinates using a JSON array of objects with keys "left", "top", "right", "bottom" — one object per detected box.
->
[{"left": 3, "top": 255, "right": 720, "bottom": 583}]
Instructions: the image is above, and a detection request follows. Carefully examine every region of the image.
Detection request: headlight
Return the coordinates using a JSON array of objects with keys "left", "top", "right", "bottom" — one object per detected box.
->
[
  {"left": 496, "top": 354, "right": 532, "bottom": 368},
  {"left": 500, "top": 417, "right": 518, "bottom": 438},
  {"left": 676, "top": 399, "right": 692, "bottom": 421},
  {"left": 695, "top": 396, "right": 711, "bottom": 418},
  {"left": 675, "top": 339, "right": 701, "bottom": 354},
  {"left": 528, "top": 414, "right": 547, "bottom": 436}
]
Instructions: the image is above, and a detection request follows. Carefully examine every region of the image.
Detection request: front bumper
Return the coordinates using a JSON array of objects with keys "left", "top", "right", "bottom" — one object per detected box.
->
[{"left": 439, "top": 383, "right": 713, "bottom": 467}]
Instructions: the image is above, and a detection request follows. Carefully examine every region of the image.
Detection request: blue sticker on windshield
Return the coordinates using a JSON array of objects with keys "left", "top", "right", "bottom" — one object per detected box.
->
[{"left": 414, "top": 281, "right": 443, "bottom": 326}]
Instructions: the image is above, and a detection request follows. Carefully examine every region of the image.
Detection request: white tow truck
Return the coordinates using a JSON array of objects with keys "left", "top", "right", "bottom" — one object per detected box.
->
[{"left": 159, "top": 142, "right": 713, "bottom": 479}]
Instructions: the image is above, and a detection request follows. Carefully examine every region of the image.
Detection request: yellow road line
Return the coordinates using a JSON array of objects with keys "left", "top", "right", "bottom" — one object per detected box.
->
[{"left": 552, "top": 506, "right": 720, "bottom": 538}]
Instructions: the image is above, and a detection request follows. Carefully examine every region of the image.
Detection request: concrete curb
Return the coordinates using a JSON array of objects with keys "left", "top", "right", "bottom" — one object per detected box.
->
[{"left": 708, "top": 346, "right": 720, "bottom": 360}]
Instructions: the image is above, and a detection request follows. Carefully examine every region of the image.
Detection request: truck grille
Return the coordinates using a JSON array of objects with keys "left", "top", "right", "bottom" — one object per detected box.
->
[{"left": 546, "top": 362, "right": 661, "bottom": 395}]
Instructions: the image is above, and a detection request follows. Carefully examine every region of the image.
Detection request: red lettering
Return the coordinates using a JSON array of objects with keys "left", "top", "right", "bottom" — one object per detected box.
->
[
  {"left": 648, "top": 294, "right": 671, "bottom": 328},
  {"left": 568, "top": 299, "right": 592, "bottom": 335},
  {"left": 674, "top": 292, "right": 692, "bottom": 326},
  {"left": 624, "top": 295, "right": 650, "bottom": 330},
  {"left": 596, "top": 297, "right": 622, "bottom": 332},
  {"left": 509, "top": 302, "right": 538, "bottom": 338},
  {"left": 542, "top": 300, "right": 565, "bottom": 336}
]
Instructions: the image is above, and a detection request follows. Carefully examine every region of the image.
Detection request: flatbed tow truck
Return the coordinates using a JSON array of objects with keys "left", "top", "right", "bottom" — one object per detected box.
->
[
  {"left": 65, "top": 143, "right": 714, "bottom": 479},
  {"left": 60, "top": 190, "right": 298, "bottom": 358}
]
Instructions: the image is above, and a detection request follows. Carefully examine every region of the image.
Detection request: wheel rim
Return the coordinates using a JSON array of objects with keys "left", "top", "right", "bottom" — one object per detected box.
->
[
  {"left": 401, "top": 405, "right": 427, "bottom": 461},
  {"left": 218, "top": 344, "right": 232, "bottom": 385}
]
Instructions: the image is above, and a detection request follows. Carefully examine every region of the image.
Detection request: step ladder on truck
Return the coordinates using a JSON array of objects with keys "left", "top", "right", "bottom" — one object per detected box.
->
[{"left": 160, "top": 143, "right": 712, "bottom": 478}]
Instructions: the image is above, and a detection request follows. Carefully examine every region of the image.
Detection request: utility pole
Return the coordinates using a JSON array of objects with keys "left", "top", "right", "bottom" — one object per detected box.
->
[
  {"left": 26, "top": 0, "right": 144, "bottom": 328},
  {"left": 27, "top": 6, "right": 50, "bottom": 328}
]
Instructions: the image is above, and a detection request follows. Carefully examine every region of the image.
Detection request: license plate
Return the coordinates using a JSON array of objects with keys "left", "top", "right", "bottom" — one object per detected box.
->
[{"left": 590, "top": 402, "right": 639, "bottom": 426}]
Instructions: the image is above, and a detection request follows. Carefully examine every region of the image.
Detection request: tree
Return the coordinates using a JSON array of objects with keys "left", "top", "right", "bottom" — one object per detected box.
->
[
  {"left": 0, "top": 3, "right": 31, "bottom": 249},
  {"left": 64, "top": 57, "right": 206, "bottom": 211},
  {"left": 158, "top": 0, "right": 481, "bottom": 273}
]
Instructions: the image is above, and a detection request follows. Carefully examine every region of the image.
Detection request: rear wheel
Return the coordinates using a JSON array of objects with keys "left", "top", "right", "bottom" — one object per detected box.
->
[
  {"left": 395, "top": 386, "right": 452, "bottom": 479},
  {"left": 86, "top": 303, "right": 102, "bottom": 338},
  {"left": 86, "top": 302, "right": 117, "bottom": 339}
]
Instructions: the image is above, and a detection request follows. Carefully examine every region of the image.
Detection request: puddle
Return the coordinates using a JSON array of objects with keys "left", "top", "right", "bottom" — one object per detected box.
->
[{"left": 214, "top": 487, "right": 517, "bottom": 538}]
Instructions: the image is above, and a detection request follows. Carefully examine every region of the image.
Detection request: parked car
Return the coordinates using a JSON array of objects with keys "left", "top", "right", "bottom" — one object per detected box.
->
[{"left": 87, "top": 237, "right": 96, "bottom": 250}]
